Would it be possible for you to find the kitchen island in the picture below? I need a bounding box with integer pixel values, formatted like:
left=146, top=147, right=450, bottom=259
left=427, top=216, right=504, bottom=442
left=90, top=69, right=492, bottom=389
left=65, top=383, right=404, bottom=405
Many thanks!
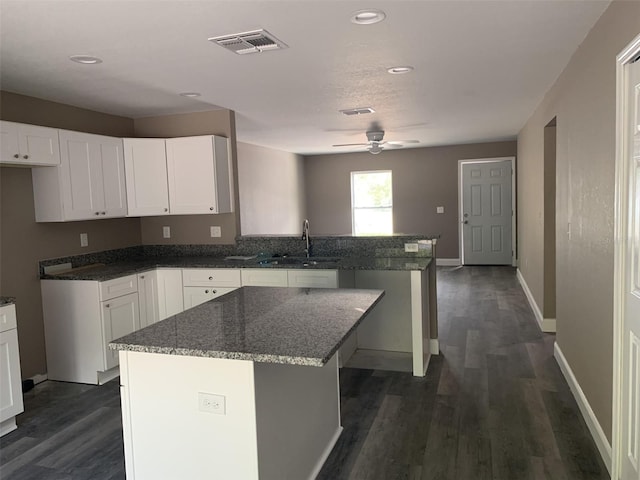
left=110, top=286, right=384, bottom=480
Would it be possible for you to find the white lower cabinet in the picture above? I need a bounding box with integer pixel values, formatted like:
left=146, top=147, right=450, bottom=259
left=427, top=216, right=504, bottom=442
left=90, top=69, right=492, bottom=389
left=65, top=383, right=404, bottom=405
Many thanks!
left=240, top=269, right=288, bottom=287
left=182, top=268, right=240, bottom=310
left=138, top=269, right=184, bottom=328
left=41, top=276, right=140, bottom=385
left=102, top=293, right=140, bottom=371
left=183, top=287, right=236, bottom=309
left=0, top=304, right=24, bottom=437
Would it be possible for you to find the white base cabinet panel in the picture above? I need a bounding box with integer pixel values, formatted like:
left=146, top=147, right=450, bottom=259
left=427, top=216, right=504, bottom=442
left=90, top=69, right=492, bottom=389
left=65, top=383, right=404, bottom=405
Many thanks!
left=0, top=304, right=23, bottom=437
left=41, top=278, right=139, bottom=384
left=138, top=269, right=184, bottom=328
left=240, top=269, right=288, bottom=287
left=119, top=351, right=340, bottom=480
left=287, top=269, right=338, bottom=288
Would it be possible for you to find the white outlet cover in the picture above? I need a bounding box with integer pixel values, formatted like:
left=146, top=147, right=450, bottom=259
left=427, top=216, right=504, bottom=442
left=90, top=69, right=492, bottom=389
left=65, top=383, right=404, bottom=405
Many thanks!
left=198, top=392, right=226, bottom=415
left=404, top=243, right=419, bottom=253
left=162, top=226, right=171, bottom=238
left=80, top=233, right=88, bottom=247
left=210, top=226, right=222, bottom=238
left=436, top=206, right=445, bottom=214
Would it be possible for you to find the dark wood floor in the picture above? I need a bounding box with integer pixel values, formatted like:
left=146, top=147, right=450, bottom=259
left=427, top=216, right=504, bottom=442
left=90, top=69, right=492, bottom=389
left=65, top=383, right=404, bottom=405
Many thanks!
left=0, top=267, right=609, bottom=479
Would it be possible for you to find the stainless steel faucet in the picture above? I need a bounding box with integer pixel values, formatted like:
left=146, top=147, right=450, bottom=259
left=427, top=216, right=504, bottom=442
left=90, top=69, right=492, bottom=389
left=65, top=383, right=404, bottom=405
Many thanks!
left=302, top=219, right=311, bottom=258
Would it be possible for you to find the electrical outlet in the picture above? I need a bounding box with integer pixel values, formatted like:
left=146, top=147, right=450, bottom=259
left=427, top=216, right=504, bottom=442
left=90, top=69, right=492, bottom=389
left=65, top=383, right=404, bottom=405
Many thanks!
left=80, top=233, right=88, bottom=247
left=163, top=226, right=171, bottom=239
left=404, top=243, right=419, bottom=253
left=198, top=392, right=226, bottom=415
left=436, top=206, right=445, bottom=214
left=210, top=226, right=222, bottom=238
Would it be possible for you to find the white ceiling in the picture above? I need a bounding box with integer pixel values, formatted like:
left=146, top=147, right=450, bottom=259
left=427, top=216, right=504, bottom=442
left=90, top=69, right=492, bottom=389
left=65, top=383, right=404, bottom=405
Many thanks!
left=0, top=0, right=610, bottom=155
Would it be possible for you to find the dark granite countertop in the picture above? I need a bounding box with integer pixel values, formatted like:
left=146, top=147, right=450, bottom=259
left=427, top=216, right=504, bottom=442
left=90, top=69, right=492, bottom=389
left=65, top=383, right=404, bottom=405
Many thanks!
left=0, top=297, right=16, bottom=307
left=41, top=255, right=432, bottom=281
left=109, top=286, right=385, bottom=367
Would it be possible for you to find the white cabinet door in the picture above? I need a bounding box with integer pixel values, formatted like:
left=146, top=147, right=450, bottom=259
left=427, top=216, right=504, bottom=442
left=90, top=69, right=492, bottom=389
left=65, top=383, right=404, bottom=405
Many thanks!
left=183, top=286, right=235, bottom=309
left=123, top=138, right=170, bottom=216
left=58, top=130, right=126, bottom=221
left=166, top=135, right=233, bottom=214
left=156, top=269, right=184, bottom=320
left=138, top=271, right=160, bottom=329
left=0, top=329, right=23, bottom=428
left=240, top=269, right=288, bottom=287
left=102, top=292, right=140, bottom=371
left=0, top=121, right=60, bottom=166
left=287, top=270, right=338, bottom=288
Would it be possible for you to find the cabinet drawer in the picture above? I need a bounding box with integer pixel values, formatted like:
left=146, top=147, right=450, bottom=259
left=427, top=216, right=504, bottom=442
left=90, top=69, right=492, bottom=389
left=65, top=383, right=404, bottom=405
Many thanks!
left=0, top=305, right=17, bottom=333
left=100, top=275, right=138, bottom=301
left=182, top=269, right=241, bottom=288
left=183, top=287, right=236, bottom=309
left=287, top=270, right=338, bottom=288
left=240, top=269, right=288, bottom=287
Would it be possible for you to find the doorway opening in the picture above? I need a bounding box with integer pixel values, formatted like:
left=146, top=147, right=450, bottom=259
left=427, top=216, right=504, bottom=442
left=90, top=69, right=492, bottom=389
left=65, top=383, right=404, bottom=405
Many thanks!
left=543, top=117, right=557, bottom=330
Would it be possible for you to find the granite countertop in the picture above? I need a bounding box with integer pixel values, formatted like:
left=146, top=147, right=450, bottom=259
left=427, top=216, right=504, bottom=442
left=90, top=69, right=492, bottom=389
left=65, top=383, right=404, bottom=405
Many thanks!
left=109, top=286, right=385, bottom=367
left=41, top=255, right=433, bottom=281
left=0, top=297, right=16, bottom=307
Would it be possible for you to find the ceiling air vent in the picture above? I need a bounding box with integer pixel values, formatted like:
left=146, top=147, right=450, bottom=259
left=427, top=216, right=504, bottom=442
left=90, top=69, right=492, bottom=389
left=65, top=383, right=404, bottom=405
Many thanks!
left=339, top=107, right=376, bottom=116
left=208, top=29, right=288, bottom=55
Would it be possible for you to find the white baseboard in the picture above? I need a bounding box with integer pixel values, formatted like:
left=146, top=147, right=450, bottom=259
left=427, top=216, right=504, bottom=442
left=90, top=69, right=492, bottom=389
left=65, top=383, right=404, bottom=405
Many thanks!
left=436, top=258, right=461, bottom=266
left=554, top=343, right=612, bottom=474
left=429, top=339, right=440, bottom=355
left=516, top=268, right=556, bottom=332
left=30, top=373, right=48, bottom=385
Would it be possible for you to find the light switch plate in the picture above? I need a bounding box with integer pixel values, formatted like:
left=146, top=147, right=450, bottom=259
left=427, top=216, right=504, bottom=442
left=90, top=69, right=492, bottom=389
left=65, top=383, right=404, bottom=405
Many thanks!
left=80, top=233, right=88, bottom=247
left=436, top=206, right=445, bottom=214
left=210, top=226, right=222, bottom=238
left=162, top=226, right=171, bottom=238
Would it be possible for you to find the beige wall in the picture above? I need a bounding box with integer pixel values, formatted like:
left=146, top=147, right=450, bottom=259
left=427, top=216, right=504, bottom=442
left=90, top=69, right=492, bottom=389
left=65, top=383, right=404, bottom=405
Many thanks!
left=304, top=141, right=517, bottom=259
left=517, top=0, right=640, bottom=441
left=134, top=110, right=240, bottom=244
left=237, top=142, right=306, bottom=235
left=0, top=92, right=140, bottom=378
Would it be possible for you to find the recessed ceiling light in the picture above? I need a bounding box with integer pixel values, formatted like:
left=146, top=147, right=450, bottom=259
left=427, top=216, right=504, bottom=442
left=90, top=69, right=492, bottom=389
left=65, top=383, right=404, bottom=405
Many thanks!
left=69, top=55, right=102, bottom=65
left=179, top=92, right=201, bottom=97
left=350, top=9, right=386, bottom=25
left=387, top=66, right=414, bottom=75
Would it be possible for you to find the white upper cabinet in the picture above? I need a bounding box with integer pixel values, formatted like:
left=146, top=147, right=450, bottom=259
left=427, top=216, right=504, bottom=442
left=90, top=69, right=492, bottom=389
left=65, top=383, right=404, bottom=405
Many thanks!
left=0, top=120, right=60, bottom=167
left=166, top=135, right=233, bottom=215
left=32, top=130, right=127, bottom=222
left=123, top=138, right=170, bottom=216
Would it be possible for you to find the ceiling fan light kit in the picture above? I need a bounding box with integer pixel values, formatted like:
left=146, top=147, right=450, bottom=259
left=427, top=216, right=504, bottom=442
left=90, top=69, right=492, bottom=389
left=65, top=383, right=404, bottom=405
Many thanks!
left=332, top=129, right=419, bottom=155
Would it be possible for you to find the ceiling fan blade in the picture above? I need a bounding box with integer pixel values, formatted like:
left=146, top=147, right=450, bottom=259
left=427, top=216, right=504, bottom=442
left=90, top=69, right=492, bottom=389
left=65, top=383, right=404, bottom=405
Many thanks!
left=386, top=140, right=420, bottom=146
left=332, top=142, right=369, bottom=147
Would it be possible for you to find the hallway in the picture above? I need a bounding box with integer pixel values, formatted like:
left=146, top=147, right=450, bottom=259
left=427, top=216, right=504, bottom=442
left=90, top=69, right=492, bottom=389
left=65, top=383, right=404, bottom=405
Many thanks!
left=0, top=267, right=609, bottom=479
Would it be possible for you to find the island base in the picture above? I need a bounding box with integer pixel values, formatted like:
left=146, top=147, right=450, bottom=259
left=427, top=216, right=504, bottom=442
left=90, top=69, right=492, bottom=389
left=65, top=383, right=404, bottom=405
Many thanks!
left=119, top=351, right=341, bottom=480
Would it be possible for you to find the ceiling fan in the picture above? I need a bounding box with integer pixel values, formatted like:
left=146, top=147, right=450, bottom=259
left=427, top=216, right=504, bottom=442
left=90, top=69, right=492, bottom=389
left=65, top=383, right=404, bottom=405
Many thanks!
left=332, top=130, right=419, bottom=154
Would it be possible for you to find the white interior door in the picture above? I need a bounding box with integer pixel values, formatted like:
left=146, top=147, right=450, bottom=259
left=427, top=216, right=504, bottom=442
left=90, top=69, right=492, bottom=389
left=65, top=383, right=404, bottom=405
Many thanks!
left=621, top=58, right=640, bottom=480
left=461, top=159, right=513, bottom=265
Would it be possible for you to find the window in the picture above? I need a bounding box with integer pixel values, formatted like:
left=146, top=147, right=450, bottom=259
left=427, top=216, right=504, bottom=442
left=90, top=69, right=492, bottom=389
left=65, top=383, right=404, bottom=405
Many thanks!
left=351, top=170, right=393, bottom=236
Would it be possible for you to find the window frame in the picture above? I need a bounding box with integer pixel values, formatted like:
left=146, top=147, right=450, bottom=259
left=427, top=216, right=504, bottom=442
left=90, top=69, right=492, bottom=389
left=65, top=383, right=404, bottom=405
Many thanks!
left=350, top=170, right=393, bottom=236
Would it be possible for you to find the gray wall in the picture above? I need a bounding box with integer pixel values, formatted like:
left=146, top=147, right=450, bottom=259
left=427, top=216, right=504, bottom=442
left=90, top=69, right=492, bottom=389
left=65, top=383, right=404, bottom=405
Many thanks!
left=517, top=0, right=640, bottom=441
left=0, top=91, right=140, bottom=378
left=237, top=142, right=306, bottom=235
left=304, top=141, right=517, bottom=259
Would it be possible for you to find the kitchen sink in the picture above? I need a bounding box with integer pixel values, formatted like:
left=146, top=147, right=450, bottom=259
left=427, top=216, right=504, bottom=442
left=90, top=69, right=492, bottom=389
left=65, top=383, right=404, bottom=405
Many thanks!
left=267, top=257, right=340, bottom=267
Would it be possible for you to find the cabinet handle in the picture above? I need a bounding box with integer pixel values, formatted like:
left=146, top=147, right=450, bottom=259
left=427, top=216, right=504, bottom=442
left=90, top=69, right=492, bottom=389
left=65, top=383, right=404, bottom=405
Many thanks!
left=13, top=154, right=19, bottom=159
left=212, top=289, right=217, bottom=294
left=164, top=208, right=168, bottom=212
left=208, top=276, right=213, bottom=280
left=23, top=155, right=29, bottom=160
left=140, top=275, right=144, bottom=279
left=205, top=290, right=209, bottom=294
left=95, top=212, right=100, bottom=216
left=101, top=211, right=106, bottom=215
left=209, top=207, right=214, bottom=211
left=105, top=304, right=110, bottom=308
